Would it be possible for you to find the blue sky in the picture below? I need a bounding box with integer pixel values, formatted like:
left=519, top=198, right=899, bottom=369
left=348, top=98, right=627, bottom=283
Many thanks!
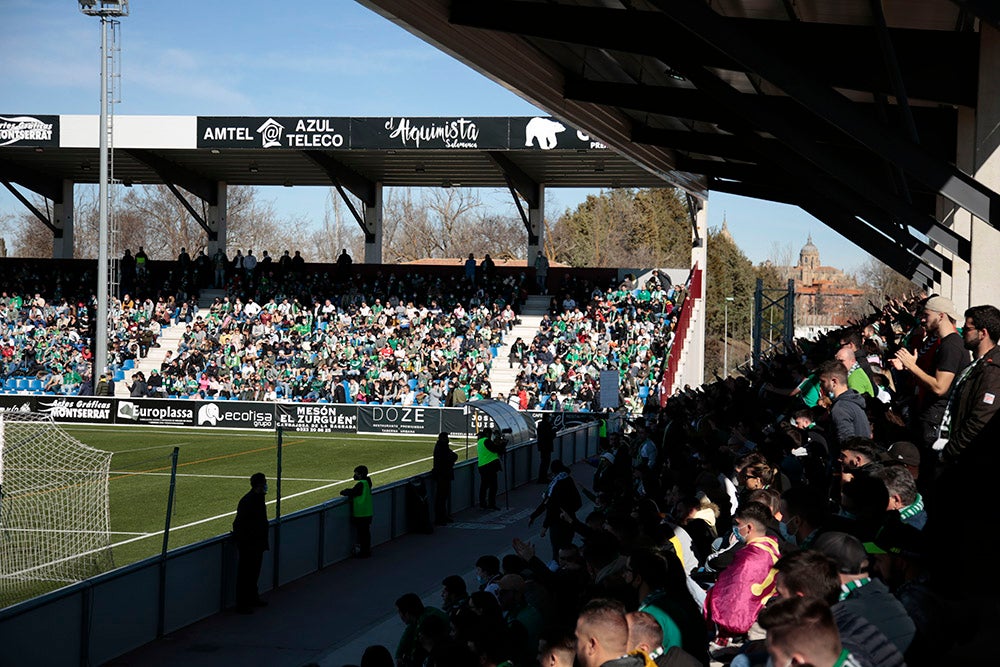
left=0, top=0, right=868, bottom=271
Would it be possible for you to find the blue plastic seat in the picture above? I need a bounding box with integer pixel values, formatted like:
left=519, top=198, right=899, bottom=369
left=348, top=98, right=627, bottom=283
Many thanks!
left=27, top=379, right=42, bottom=391
left=113, top=370, right=125, bottom=382
left=122, top=359, right=135, bottom=371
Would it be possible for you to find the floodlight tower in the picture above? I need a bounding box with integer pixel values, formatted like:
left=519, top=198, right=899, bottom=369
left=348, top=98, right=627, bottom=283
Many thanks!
left=78, top=1, right=128, bottom=379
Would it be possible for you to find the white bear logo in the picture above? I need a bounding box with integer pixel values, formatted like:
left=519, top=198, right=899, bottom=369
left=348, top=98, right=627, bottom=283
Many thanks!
left=525, top=117, right=566, bottom=150
left=198, top=403, right=221, bottom=426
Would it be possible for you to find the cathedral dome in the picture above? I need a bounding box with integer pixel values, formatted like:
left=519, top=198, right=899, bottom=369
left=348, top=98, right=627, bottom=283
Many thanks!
left=799, top=234, right=820, bottom=267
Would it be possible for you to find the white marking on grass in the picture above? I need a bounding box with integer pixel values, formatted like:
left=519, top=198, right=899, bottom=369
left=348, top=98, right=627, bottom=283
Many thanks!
left=106, top=453, right=442, bottom=549
left=110, top=472, right=343, bottom=483
left=115, top=443, right=192, bottom=454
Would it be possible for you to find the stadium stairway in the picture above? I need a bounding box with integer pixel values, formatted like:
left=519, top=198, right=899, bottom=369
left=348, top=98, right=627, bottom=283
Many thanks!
left=113, top=300, right=204, bottom=397
left=115, top=324, right=187, bottom=397
left=488, top=294, right=550, bottom=398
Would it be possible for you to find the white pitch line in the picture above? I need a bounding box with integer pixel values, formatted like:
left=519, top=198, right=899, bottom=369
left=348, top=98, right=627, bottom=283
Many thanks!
left=114, top=443, right=193, bottom=454
left=105, top=452, right=443, bottom=549
left=110, top=472, right=342, bottom=483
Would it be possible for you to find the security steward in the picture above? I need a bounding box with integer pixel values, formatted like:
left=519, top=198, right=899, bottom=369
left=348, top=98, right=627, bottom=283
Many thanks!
left=340, top=465, right=374, bottom=557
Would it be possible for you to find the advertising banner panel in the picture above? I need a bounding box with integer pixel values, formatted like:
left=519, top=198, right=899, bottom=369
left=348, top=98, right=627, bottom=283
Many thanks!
left=115, top=398, right=197, bottom=427
left=356, top=405, right=440, bottom=436
left=350, top=117, right=508, bottom=150
left=197, top=116, right=348, bottom=149
left=0, top=114, right=58, bottom=147
left=276, top=403, right=357, bottom=433
left=34, top=396, right=114, bottom=423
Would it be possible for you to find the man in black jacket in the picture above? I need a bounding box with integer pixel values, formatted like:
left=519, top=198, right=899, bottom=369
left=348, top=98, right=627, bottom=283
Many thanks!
left=529, top=460, right=581, bottom=560
left=232, top=472, right=269, bottom=613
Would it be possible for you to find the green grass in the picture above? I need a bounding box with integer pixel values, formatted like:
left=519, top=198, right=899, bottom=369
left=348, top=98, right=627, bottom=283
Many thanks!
left=57, top=424, right=475, bottom=569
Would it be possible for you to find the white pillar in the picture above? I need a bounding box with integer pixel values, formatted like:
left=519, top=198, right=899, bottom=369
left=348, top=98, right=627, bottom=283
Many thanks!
left=207, top=182, right=227, bottom=256
left=52, top=179, right=74, bottom=259
left=687, top=200, right=708, bottom=388
left=947, top=25, right=1000, bottom=313
left=363, top=182, right=383, bottom=264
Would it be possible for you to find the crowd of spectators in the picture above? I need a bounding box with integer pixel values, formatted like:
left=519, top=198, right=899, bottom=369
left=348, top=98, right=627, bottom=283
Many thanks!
left=153, top=262, right=528, bottom=402
left=505, top=270, right=683, bottom=413
left=4, top=252, right=683, bottom=411
left=349, top=292, right=997, bottom=667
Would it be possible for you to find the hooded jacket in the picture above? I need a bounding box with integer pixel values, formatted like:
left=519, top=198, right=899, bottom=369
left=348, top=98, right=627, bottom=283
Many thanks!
left=830, top=389, right=871, bottom=445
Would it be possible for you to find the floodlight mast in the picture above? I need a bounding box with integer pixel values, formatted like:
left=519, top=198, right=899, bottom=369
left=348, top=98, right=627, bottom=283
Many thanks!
left=78, top=1, right=128, bottom=379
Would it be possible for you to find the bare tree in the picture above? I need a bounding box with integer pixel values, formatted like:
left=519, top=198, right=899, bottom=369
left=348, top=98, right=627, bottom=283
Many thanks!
left=856, top=257, right=917, bottom=307
left=4, top=184, right=308, bottom=261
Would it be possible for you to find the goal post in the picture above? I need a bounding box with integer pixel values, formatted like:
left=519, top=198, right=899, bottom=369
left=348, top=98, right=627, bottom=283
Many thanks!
left=0, top=412, right=114, bottom=607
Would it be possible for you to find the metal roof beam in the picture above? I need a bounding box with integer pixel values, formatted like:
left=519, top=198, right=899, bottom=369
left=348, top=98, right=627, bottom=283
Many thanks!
left=0, top=158, right=63, bottom=202
left=302, top=150, right=377, bottom=206
left=950, top=0, right=1000, bottom=30
left=708, top=177, right=935, bottom=283
left=666, top=60, right=968, bottom=260
left=450, top=2, right=978, bottom=105
left=122, top=149, right=218, bottom=205
left=564, top=80, right=958, bottom=162
left=684, top=156, right=950, bottom=273
left=650, top=0, right=1000, bottom=231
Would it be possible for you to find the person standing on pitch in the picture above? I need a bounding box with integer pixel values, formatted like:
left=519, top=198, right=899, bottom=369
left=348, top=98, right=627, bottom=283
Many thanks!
left=477, top=427, right=504, bottom=510
left=341, top=465, right=374, bottom=557
left=232, top=472, right=269, bottom=613
left=432, top=432, right=458, bottom=525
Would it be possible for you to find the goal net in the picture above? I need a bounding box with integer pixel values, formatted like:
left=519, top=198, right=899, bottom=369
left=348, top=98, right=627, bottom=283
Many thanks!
left=0, top=412, right=113, bottom=607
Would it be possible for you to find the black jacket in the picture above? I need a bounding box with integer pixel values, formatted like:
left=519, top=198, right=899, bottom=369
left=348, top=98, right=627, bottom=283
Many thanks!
left=232, top=489, right=268, bottom=552
left=432, top=439, right=458, bottom=480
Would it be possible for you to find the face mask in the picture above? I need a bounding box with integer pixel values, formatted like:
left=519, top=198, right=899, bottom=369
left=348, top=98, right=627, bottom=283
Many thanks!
left=263, top=483, right=269, bottom=494
left=778, top=520, right=797, bottom=546
left=732, top=525, right=746, bottom=543
left=476, top=574, right=487, bottom=586
left=827, top=390, right=836, bottom=399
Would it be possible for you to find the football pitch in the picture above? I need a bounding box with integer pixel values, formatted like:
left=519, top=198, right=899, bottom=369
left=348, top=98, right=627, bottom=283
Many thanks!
left=59, top=424, right=472, bottom=569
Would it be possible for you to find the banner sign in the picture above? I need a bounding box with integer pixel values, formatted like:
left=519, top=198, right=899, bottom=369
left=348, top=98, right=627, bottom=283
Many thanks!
left=115, top=398, right=197, bottom=427
left=194, top=116, right=608, bottom=151
left=0, top=114, right=58, bottom=147
left=0, top=396, right=37, bottom=414
left=357, top=405, right=440, bottom=435
left=351, top=117, right=508, bottom=150
left=441, top=408, right=473, bottom=436
left=276, top=403, right=357, bottom=433
left=35, top=396, right=114, bottom=423
left=197, top=116, right=349, bottom=150
left=526, top=410, right=601, bottom=432
left=190, top=400, right=275, bottom=429
left=510, top=117, right=607, bottom=151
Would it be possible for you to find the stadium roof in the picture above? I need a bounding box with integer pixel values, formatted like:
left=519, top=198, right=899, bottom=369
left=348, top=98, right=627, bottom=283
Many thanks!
left=355, top=0, right=1000, bottom=284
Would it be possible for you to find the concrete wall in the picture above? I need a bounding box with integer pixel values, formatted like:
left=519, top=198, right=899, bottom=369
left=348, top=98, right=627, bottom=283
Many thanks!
left=0, top=424, right=599, bottom=667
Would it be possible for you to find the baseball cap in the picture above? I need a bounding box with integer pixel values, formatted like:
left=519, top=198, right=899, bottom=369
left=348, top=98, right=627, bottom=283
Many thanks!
left=887, top=441, right=920, bottom=467
left=814, top=531, right=869, bottom=574
left=923, top=295, right=957, bottom=321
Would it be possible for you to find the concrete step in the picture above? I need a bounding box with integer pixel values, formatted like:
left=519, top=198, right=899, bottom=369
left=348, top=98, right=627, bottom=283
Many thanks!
left=113, top=321, right=189, bottom=397
left=489, top=315, right=545, bottom=398
left=198, top=288, right=227, bottom=310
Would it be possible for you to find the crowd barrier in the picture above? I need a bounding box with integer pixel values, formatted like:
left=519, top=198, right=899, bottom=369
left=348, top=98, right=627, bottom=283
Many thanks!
left=0, top=412, right=600, bottom=666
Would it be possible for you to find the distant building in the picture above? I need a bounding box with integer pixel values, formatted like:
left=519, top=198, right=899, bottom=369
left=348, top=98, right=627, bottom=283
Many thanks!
left=781, top=236, right=864, bottom=339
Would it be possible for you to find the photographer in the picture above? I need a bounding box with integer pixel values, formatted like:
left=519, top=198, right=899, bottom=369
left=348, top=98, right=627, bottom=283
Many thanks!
left=477, top=427, right=505, bottom=510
